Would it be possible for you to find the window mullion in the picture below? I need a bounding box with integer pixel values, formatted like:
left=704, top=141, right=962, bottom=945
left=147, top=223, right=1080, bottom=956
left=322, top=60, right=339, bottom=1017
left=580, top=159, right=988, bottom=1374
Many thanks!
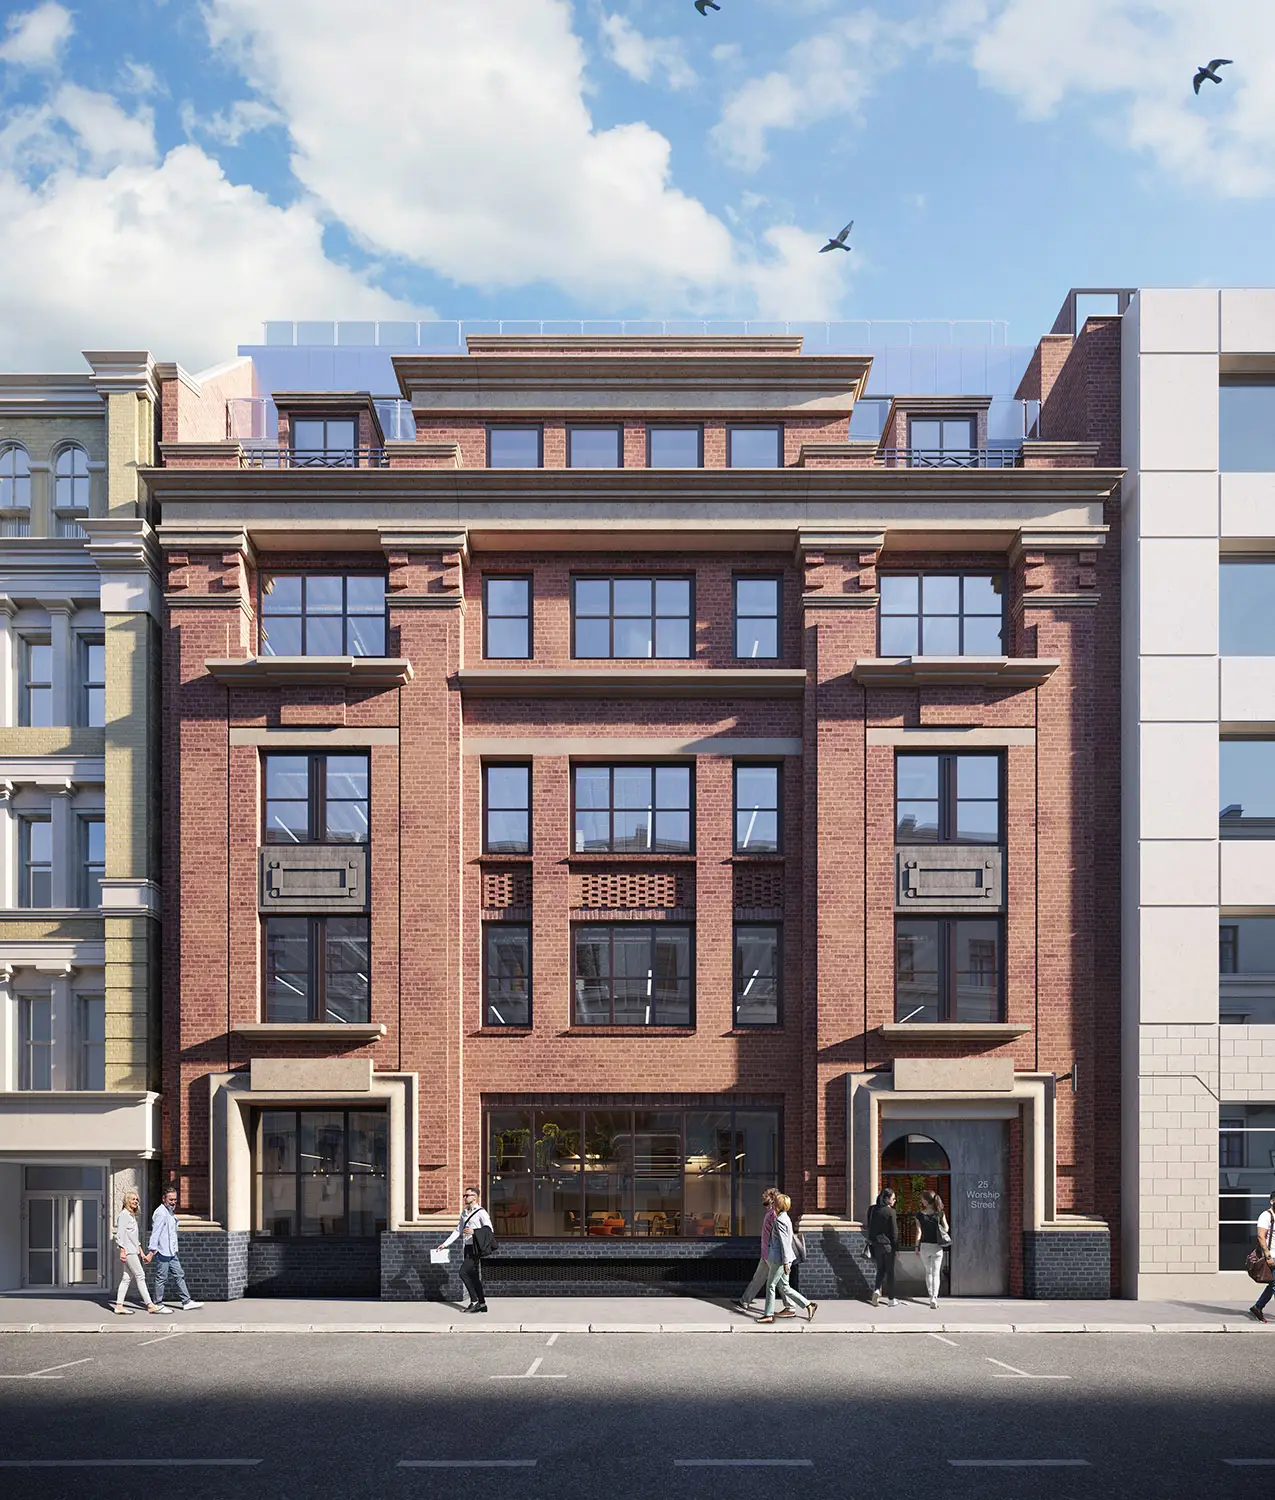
left=941, top=919, right=954, bottom=1022
left=312, top=755, right=324, bottom=841
left=311, top=917, right=323, bottom=1023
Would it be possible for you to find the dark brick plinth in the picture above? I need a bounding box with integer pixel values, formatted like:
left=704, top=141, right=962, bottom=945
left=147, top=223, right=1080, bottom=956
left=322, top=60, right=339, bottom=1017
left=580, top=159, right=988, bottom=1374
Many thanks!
left=246, top=1238, right=380, bottom=1298
left=1022, top=1228, right=1110, bottom=1299
left=177, top=1229, right=249, bottom=1301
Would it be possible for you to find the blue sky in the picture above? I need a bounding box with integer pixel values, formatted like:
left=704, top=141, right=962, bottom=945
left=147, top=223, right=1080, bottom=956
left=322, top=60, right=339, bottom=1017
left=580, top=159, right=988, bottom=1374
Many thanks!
left=1, top=0, right=1274, bottom=368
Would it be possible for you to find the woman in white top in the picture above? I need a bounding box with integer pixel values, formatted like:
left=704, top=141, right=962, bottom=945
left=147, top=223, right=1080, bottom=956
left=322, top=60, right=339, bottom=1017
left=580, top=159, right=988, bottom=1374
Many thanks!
left=913, top=1189, right=950, bottom=1310
left=113, top=1191, right=162, bottom=1315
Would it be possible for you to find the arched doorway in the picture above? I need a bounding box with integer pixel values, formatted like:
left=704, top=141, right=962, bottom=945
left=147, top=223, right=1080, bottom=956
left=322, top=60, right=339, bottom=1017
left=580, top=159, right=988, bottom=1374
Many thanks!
left=882, top=1133, right=952, bottom=1296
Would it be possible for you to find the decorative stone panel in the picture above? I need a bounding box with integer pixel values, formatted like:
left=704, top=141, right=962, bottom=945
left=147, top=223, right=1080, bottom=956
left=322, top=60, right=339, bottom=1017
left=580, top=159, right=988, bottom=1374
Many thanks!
left=258, top=844, right=368, bottom=914
left=571, top=868, right=694, bottom=911
left=895, top=846, right=1004, bottom=912
left=482, top=866, right=533, bottom=911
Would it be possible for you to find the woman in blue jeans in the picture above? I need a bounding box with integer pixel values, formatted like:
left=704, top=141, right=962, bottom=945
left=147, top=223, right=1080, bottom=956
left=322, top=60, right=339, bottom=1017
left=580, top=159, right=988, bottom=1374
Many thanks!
left=756, top=1193, right=818, bottom=1325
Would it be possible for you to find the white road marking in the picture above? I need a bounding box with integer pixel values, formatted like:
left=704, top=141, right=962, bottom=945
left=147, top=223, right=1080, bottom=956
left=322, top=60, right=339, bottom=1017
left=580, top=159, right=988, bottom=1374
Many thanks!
left=489, top=1356, right=567, bottom=1381
left=949, top=1460, right=1089, bottom=1468
left=0, top=1357, right=94, bottom=1381
left=1225, top=1460, right=1275, bottom=1467
left=927, top=1333, right=959, bottom=1347
left=986, top=1357, right=1070, bottom=1380
left=137, top=1332, right=184, bottom=1349
left=545, top=1332, right=559, bottom=1346
left=398, top=1460, right=537, bottom=1469
left=675, top=1460, right=814, bottom=1468
left=0, top=1460, right=262, bottom=1468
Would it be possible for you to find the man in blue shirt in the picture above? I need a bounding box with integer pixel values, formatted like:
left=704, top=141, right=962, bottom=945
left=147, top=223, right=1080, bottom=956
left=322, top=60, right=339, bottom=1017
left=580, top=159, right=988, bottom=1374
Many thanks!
left=149, top=1188, right=203, bottom=1310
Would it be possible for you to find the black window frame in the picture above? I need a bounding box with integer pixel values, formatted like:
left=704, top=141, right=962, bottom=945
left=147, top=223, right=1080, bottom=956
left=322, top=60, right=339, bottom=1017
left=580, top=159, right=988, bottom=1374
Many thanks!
left=252, top=1106, right=388, bottom=1238
left=482, top=574, right=533, bottom=660
left=906, top=413, right=978, bottom=464
left=483, top=922, right=531, bottom=1027
left=566, top=425, right=624, bottom=469
left=878, top=571, right=1006, bottom=657
left=726, top=425, right=783, bottom=469
left=486, top=424, right=544, bottom=469
left=259, top=572, right=388, bottom=659
left=733, top=762, right=781, bottom=854
left=289, top=416, right=359, bottom=466
left=733, top=574, right=782, bottom=661
left=895, top=751, right=1002, bottom=845
left=262, top=751, right=370, bottom=845
left=894, top=916, right=1004, bottom=1023
left=571, top=922, right=695, bottom=1027
left=570, top=574, right=695, bottom=660
left=483, top=762, right=532, bottom=854
left=734, top=922, right=781, bottom=1027
left=646, top=425, right=704, bottom=469
left=262, top=914, right=371, bottom=1024
left=572, top=762, right=694, bottom=854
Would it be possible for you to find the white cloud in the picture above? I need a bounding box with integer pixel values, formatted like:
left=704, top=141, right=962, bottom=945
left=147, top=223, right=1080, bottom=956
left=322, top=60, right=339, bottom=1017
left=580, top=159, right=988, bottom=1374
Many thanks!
left=598, top=12, right=696, bottom=90
left=181, top=97, right=285, bottom=146
left=119, top=60, right=164, bottom=96
left=0, top=2, right=72, bottom=70
left=52, top=85, right=156, bottom=169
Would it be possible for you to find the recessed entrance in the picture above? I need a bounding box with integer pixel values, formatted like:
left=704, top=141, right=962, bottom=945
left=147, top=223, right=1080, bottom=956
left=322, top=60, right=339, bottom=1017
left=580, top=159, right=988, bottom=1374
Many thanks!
left=21, top=1166, right=104, bottom=1289
left=882, top=1133, right=952, bottom=1298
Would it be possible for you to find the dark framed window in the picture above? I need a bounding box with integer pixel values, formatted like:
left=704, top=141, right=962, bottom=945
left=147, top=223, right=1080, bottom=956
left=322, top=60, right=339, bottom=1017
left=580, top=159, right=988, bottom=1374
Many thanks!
left=260, top=574, right=386, bottom=658
left=574, top=764, right=692, bottom=852
left=727, top=427, right=782, bottom=468
left=291, top=417, right=357, bottom=465
left=81, top=637, right=105, bottom=727
left=18, top=996, right=52, bottom=1090
left=895, top=917, right=1002, bottom=1023
left=263, top=916, right=370, bottom=1023
left=1220, top=1104, right=1275, bottom=1269
left=1220, top=380, right=1275, bottom=473
left=485, top=1104, right=779, bottom=1239
left=735, top=924, right=780, bottom=1026
left=879, top=573, right=1005, bottom=656
left=19, top=816, right=52, bottom=907
left=647, top=426, right=702, bottom=468
left=20, top=638, right=52, bottom=727
left=567, top=427, right=622, bottom=468
left=1220, top=917, right=1275, bottom=1025
left=76, top=993, right=105, bottom=1090
left=1221, top=739, right=1275, bottom=835
left=484, top=924, right=530, bottom=1026
left=907, top=415, right=977, bottom=465
left=734, top=576, right=780, bottom=659
left=263, top=753, right=369, bottom=844
left=1220, top=924, right=1239, bottom=974
left=254, top=1108, right=387, bottom=1237
left=895, top=753, right=1000, bottom=843
left=487, top=426, right=543, bottom=468
left=483, top=576, right=532, bottom=659
left=484, top=764, right=530, bottom=853
left=573, top=924, right=693, bottom=1026
left=79, top=816, right=104, bottom=908
left=1220, top=1116, right=1245, bottom=1168
left=734, top=764, right=780, bottom=853
left=572, top=576, right=692, bottom=659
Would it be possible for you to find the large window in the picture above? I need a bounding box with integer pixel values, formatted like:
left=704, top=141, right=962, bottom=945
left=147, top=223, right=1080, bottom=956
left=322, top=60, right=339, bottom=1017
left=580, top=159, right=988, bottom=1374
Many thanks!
left=20, top=639, right=52, bottom=727
left=1220, top=380, right=1275, bottom=473
left=895, top=918, right=1003, bottom=1023
left=1220, top=1104, right=1275, bottom=1270
left=255, top=1109, right=387, bottom=1237
left=1220, top=917, right=1275, bottom=1025
left=484, top=924, right=530, bottom=1026
left=906, top=415, right=977, bottom=466
left=484, top=764, right=530, bottom=853
left=263, top=916, right=370, bottom=1024
left=734, top=576, right=780, bottom=660
left=18, top=996, right=52, bottom=1090
left=1221, top=740, right=1275, bottom=835
left=727, top=427, right=781, bottom=468
left=573, top=576, right=692, bottom=659
left=574, top=764, right=692, bottom=853
left=734, top=924, right=780, bottom=1026
left=0, top=444, right=31, bottom=533
left=54, top=444, right=91, bottom=507
left=79, top=816, right=104, bottom=908
left=879, top=574, right=1004, bottom=656
left=487, top=426, right=542, bottom=468
left=896, top=753, right=1001, bottom=844
left=647, top=427, right=702, bottom=468
left=573, top=924, right=693, bottom=1026
left=263, top=753, right=369, bottom=844
left=76, top=993, right=105, bottom=1090
left=483, top=576, right=532, bottom=659
left=567, top=427, right=622, bottom=468
left=1221, top=562, right=1275, bottom=656
left=81, top=637, right=105, bottom=727
left=486, top=1105, right=779, bottom=1238
left=734, top=764, right=780, bottom=853
left=19, top=816, right=52, bottom=907
left=260, top=574, right=386, bottom=658
left=290, top=417, right=357, bottom=466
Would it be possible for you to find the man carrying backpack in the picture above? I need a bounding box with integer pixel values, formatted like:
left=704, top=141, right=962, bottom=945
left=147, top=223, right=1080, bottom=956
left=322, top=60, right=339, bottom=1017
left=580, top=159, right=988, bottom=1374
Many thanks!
left=1249, top=1190, right=1275, bottom=1323
left=438, top=1185, right=495, bottom=1314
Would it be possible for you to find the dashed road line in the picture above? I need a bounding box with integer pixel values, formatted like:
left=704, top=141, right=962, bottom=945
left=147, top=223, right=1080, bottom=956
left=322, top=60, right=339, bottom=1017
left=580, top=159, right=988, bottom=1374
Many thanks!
left=949, top=1459, right=1089, bottom=1469
left=398, top=1460, right=537, bottom=1469
left=986, top=1357, right=1070, bottom=1380
left=0, top=1357, right=94, bottom=1381
left=0, top=1459, right=262, bottom=1468
left=927, top=1333, right=960, bottom=1347
left=675, top=1459, right=814, bottom=1468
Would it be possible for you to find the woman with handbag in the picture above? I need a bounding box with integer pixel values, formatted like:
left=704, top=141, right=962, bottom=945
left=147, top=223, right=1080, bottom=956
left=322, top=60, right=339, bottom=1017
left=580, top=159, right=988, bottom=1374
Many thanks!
left=866, top=1187, right=899, bottom=1307
left=756, top=1192, right=818, bottom=1325
left=914, top=1189, right=950, bottom=1310
left=1248, top=1190, right=1275, bottom=1322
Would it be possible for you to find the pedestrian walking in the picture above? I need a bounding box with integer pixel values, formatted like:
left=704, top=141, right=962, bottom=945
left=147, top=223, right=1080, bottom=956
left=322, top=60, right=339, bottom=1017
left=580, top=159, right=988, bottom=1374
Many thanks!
left=756, top=1192, right=818, bottom=1325
left=914, top=1188, right=949, bottom=1310
left=112, top=1190, right=163, bottom=1315
left=1249, top=1190, right=1275, bottom=1322
left=148, top=1187, right=203, bottom=1310
left=438, top=1185, right=494, bottom=1314
left=866, top=1186, right=899, bottom=1307
left=733, top=1187, right=778, bottom=1314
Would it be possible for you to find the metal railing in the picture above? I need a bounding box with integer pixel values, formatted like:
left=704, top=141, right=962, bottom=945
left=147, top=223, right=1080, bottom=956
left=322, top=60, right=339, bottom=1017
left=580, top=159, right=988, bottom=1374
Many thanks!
left=0, top=517, right=31, bottom=538
left=226, top=396, right=414, bottom=443
left=876, top=447, right=1022, bottom=469
left=240, top=447, right=388, bottom=469
left=55, top=517, right=89, bottom=539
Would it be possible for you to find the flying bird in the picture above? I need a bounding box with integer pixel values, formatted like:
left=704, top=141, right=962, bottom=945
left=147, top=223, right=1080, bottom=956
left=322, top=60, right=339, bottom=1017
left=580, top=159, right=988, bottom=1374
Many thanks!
left=1193, top=58, right=1232, bottom=94
left=694, top=1, right=720, bottom=13
left=819, top=221, right=853, bottom=254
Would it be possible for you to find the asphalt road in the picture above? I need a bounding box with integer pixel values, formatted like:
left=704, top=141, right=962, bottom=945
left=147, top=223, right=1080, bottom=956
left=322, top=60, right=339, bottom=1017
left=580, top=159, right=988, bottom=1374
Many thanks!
left=0, top=1329, right=1263, bottom=1499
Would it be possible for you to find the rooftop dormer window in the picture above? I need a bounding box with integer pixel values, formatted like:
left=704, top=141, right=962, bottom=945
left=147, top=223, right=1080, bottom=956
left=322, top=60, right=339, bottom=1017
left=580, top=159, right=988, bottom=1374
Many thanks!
left=906, top=415, right=977, bottom=468
left=291, top=417, right=357, bottom=467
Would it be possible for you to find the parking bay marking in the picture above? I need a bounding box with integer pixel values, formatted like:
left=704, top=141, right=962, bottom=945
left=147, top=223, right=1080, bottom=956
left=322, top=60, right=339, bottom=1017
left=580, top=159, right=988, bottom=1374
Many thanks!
left=490, top=1357, right=567, bottom=1381
left=0, top=1358, right=95, bottom=1381
left=1225, top=1460, right=1275, bottom=1467
left=676, top=1460, right=814, bottom=1468
left=950, top=1460, right=1089, bottom=1469
left=399, top=1461, right=537, bottom=1469
left=0, top=1460, right=262, bottom=1469
left=986, top=1357, right=1071, bottom=1380
left=927, top=1334, right=960, bottom=1347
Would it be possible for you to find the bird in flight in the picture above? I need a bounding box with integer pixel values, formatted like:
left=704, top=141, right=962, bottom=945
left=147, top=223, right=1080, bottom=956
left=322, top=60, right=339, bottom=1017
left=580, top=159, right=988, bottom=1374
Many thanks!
left=819, top=221, right=853, bottom=254
left=1193, top=58, right=1232, bottom=93
left=694, top=0, right=720, bottom=13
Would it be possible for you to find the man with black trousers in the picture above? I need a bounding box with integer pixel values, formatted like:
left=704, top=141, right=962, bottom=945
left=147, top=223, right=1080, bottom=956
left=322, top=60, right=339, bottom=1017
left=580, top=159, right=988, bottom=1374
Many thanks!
left=438, top=1186, right=494, bottom=1313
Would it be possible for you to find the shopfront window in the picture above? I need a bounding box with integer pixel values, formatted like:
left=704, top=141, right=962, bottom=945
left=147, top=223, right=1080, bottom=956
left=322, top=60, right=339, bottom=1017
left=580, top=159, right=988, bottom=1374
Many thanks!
left=485, top=1105, right=779, bottom=1239
left=1219, top=1104, right=1275, bottom=1269
left=254, top=1109, right=387, bottom=1237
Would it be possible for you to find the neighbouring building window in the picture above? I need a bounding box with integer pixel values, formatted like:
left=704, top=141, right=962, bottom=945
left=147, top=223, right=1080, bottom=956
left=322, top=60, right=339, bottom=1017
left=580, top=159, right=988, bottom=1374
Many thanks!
left=79, top=816, right=104, bottom=908
left=254, top=1108, right=387, bottom=1236
left=487, top=426, right=542, bottom=468
left=895, top=918, right=1003, bottom=1023
left=483, top=576, right=532, bottom=659
left=573, top=923, right=693, bottom=1026
left=1220, top=740, right=1275, bottom=836
left=574, top=764, right=692, bottom=853
left=896, top=753, right=1001, bottom=844
left=906, top=415, right=977, bottom=466
left=1220, top=380, right=1275, bottom=473
left=1220, top=917, right=1275, bottom=1025
left=19, top=816, right=53, bottom=907
left=485, top=1105, right=779, bottom=1238
left=0, top=444, right=31, bottom=535
left=76, top=993, right=105, bottom=1090
left=263, top=753, right=369, bottom=844
left=260, top=574, right=386, bottom=658
left=879, top=573, right=1005, bottom=656
left=647, top=427, right=702, bottom=468
left=734, top=764, right=780, bottom=853
left=727, top=427, right=782, bottom=468
left=81, top=637, right=105, bottom=727
left=484, top=924, right=531, bottom=1026
left=20, top=639, right=53, bottom=727
left=572, top=576, right=692, bottom=659
left=1219, top=1104, right=1275, bottom=1269
left=734, top=576, right=780, bottom=659
left=567, top=427, right=622, bottom=468
left=484, top=764, right=531, bottom=853
left=263, top=916, right=370, bottom=1024
left=734, top=924, right=780, bottom=1026
left=290, top=417, right=357, bottom=466
left=54, top=444, right=91, bottom=507
left=1221, top=562, right=1275, bottom=655
left=18, top=996, right=53, bottom=1090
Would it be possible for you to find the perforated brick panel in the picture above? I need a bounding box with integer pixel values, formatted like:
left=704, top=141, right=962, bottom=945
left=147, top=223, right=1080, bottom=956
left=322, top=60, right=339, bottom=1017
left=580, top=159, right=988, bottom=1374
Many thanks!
left=482, top=866, right=533, bottom=910
left=733, top=865, right=784, bottom=912
left=572, top=869, right=694, bottom=910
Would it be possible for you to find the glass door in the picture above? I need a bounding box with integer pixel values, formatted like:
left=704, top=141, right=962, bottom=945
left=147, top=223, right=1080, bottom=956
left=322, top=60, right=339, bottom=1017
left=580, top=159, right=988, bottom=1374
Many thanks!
left=66, top=1197, right=101, bottom=1285
left=25, top=1197, right=57, bottom=1287
left=22, top=1166, right=105, bottom=1289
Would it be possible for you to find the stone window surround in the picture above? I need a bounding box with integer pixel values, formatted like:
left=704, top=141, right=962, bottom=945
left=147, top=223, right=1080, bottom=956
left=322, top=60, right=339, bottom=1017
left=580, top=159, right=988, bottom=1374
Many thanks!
left=0, top=445, right=105, bottom=536
left=0, top=959, right=107, bottom=1092
left=0, top=780, right=105, bottom=910
left=1, top=601, right=107, bottom=729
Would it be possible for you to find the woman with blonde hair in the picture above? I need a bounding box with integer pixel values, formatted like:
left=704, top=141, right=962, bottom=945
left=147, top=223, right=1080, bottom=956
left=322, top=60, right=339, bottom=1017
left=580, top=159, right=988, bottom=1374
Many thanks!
left=756, top=1192, right=818, bottom=1325
left=113, top=1190, right=163, bottom=1315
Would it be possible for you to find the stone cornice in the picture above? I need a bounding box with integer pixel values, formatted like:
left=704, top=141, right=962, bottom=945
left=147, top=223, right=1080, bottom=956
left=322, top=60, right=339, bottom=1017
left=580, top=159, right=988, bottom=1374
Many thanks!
left=1010, top=525, right=1109, bottom=560
left=0, top=373, right=101, bottom=416
left=81, top=517, right=161, bottom=578
left=851, top=656, right=1060, bottom=689
left=82, top=351, right=159, bottom=405
left=379, top=527, right=469, bottom=563
left=204, top=655, right=413, bottom=688
left=157, top=524, right=256, bottom=566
